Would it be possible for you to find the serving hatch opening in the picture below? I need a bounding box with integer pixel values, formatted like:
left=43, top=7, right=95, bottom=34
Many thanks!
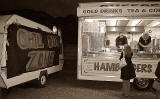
left=81, top=18, right=160, bottom=58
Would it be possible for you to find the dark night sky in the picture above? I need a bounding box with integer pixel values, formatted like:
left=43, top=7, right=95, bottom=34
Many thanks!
left=0, top=0, right=155, bottom=17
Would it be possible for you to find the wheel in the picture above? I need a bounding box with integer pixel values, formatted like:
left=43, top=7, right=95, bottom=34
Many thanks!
left=133, top=78, right=152, bottom=90
left=37, top=74, right=47, bottom=87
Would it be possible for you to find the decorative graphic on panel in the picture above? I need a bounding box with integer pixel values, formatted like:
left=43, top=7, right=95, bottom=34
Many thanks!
left=6, top=24, right=60, bottom=78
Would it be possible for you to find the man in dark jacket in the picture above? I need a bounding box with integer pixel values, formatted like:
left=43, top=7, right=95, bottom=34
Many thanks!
left=155, top=62, right=160, bottom=78
left=154, top=62, right=160, bottom=99
left=138, top=32, right=151, bottom=51
left=116, top=32, right=128, bottom=48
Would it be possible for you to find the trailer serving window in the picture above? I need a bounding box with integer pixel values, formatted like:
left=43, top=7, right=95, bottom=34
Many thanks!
left=81, top=18, right=160, bottom=57
left=77, top=2, right=160, bottom=90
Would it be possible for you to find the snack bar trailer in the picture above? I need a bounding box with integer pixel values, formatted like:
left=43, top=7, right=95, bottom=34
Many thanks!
left=77, top=2, right=160, bottom=90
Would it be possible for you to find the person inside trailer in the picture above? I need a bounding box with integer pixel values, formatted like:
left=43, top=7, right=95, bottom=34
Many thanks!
left=116, top=32, right=128, bottom=49
left=138, top=32, right=151, bottom=51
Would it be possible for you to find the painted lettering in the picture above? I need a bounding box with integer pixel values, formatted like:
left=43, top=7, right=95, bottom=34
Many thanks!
left=17, top=29, right=44, bottom=49
left=83, top=9, right=98, bottom=14
left=134, top=64, right=152, bottom=73
left=137, top=64, right=141, bottom=72
left=148, top=64, right=152, bottom=73
left=141, top=64, right=147, bottom=73
left=94, top=62, right=100, bottom=70
left=100, top=63, right=106, bottom=71
left=94, top=62, right=120, bottom=71
left=149, top=8, right=160, bottom=12
left=100, top=9, right=122, bottom=14
left=92, top=61, right=153, bottom=73
left=47, top=35, right=59, bottom=48
left=127, top=9, right=139, bottom=13
left=142, top=9, right=146, bottom=12
left=26, top=51, right=55, bottom=71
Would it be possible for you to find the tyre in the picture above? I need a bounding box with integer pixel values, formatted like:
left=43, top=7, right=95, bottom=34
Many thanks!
left=133, top=78, right=152, bottom=90
left=37, top=74, right=47, bottom=88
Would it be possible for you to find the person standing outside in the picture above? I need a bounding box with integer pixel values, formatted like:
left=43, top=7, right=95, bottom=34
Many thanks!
left=153, top=61, right=160, bottom=99
left=119, top=44, right=136, bottom=97
left=138, top=32, right=151, bottom=51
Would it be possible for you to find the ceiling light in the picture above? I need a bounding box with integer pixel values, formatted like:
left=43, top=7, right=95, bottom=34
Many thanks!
left=112, top=27, right=116, bottom=31
left=147, top=21, right=160, bottom=27
left=52, top=26, right=57, bottom=33
left=152, top=22, right=160, bottom=26
left=110, top=19, right=117, bottom=26
left=85, top=19, right=94, bottom=22
left=128, top=20, right=141, bottom=26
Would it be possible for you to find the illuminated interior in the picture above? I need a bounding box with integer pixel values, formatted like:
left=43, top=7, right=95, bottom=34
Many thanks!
left=81, top=18, right=160, bottom=58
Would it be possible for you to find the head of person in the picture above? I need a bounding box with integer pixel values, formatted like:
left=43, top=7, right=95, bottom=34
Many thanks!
left=124, top=44, right=132, bottom=57
left=142, top=32, right=149, bottom=40
left=119, top=32, right=125, bottom=38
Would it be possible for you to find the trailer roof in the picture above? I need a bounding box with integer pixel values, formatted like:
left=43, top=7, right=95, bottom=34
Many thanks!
left=0, top=14, right=52, bottom=33
left=78, top=2, right=160, bottom=8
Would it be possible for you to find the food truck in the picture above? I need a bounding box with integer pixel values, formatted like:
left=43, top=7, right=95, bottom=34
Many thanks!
left=0, top=14, right=64, bottom=89
left=77, top=2, right=160, bottom=90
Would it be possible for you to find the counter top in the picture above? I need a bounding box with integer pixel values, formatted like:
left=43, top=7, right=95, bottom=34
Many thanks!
left=84, top=51, right=160, bottom=60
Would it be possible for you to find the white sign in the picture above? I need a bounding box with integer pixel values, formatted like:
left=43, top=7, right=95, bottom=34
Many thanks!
left=77, top=7, right=160, bottom=17
left=82, top=58, right=158, bottom=78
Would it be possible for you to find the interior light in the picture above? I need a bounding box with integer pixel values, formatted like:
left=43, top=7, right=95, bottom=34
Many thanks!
left=85, top=19, right=94, bottom=22
left=110, top=20, right=117, bottom=26
left=100, top=22, right=106, bottom=33
left=100, top=26, right=105, bottom=33
left=146, top=21, right=160, bottom=27
left=52, top=26, right=57, bottom=33
left=131, top=27, right=136, bottom=31
left=104, top=75, right=115, bottom=77
left=128, top=20, right=141, bottom=26
left=105, top=48, right=110, bottom=52
left=152, top=22, right=160, bottom=26
left=112, top=27, right=116, bottom=31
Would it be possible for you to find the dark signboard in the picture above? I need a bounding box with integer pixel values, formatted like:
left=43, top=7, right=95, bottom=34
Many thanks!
left=6, top=24, right=60, bottom=78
